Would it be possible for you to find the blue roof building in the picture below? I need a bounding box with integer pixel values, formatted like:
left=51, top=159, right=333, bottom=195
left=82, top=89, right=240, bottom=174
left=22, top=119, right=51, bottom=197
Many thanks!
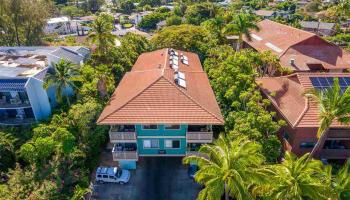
left=0, top=46, right=90, bottom=125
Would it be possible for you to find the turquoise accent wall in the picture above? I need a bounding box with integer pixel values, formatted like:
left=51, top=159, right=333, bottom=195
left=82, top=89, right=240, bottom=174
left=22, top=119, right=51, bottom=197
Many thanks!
left=135, top=124, right=187, bottom=136
left=137, top=138, right=186, bottom=155
left=119, top=161, right=136, bottom=170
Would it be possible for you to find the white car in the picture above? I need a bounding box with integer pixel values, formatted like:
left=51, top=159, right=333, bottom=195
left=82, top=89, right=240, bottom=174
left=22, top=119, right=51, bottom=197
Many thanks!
left=96, top=167, right=130, bottom=184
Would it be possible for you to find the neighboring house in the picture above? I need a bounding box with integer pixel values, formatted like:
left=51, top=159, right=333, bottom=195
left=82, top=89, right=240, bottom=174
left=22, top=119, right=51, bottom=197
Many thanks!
left=254, top=10, right=276, bottom=19
left=97, top=48, right=224, bottom=169
left=0, top=46, right=90, bottom=125
left=243, top=20, right=350, bottom=72
left=256, top=73, right=350, bottom=160
left=112, top=29, right=152, bottom=39
left=130, top=11, right=152, bottom=25
left=45, top=17, right=74, bottom=35
left=299, top=21, right=336, bottom=36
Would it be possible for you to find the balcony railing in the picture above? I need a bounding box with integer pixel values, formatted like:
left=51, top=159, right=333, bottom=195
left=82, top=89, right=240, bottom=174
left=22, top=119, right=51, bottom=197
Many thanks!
left=186, top=132, right=213, bottom=143
left=327, top=129, right=350, bottom=140
left=186, top=151, right=208, bottom=158
left=112, top=151, right=138, bottom=161
left=0, top=97, right=31, bottom=109
left=0, top=117, right=36, bottom=125
left=109, top=127, right=136, bottom=143
left=112, top=143, right=138, bottom=161
left=319, top=149, right=350, bottom=159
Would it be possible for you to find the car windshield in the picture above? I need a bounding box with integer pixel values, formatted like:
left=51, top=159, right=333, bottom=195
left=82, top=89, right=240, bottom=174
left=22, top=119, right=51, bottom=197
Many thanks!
left=115, top=169, right=122, bottom=178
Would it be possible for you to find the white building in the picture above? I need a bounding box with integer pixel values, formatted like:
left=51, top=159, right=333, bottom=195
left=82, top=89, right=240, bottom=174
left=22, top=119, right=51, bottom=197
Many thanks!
left=45, top=17, right=74, bottom=35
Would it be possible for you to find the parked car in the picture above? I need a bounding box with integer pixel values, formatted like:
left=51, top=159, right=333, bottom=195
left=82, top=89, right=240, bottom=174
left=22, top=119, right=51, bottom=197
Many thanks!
left=188, top=164, right=199, bottom=179
left=96, top=167, right=130, bottom=184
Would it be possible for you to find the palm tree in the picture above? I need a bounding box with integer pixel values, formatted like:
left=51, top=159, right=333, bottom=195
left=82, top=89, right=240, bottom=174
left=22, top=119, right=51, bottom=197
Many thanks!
left=223, top=13, right=260, bottom=51
left=183, top=135, right=266, bottom=200
left=304, top=78, right=350, bottom=158
left=261, top=152, right=329, bottom=200
left=88, top=13, right=116, bottom=54
left=44, top=60, right=80, bottom=106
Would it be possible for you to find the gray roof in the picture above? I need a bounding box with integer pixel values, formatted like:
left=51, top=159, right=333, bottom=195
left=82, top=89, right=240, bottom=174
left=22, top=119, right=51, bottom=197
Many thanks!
left=300, top=21, right=335, bottom=30
left=0, top=46, right=90, bottom=79
left=49, top=47, right=85, bottom=64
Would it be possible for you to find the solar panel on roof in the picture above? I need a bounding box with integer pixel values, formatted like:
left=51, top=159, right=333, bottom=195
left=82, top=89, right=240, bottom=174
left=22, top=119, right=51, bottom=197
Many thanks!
left=310, top=77, right=350, bottom=93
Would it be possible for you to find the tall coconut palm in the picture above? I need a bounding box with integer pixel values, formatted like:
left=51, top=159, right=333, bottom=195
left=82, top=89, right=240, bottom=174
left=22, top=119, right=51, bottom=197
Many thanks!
left=88, top=13, right=116, bottom=54
left=223, top=13, right=260, bottom=51
left=304, top=78, right=350, bottom=158
left=183, top=135, right=266, bottom=200
left=44, top=60, right=80, bottom=106
left=262, top=152, right=329, bottom=200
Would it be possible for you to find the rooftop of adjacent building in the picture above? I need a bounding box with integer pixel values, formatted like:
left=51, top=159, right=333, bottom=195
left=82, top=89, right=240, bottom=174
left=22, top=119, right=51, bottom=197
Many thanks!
left=97, top=48, right=224, bottom=125
left=47, top=16, right=70, bottom=24
left=0, top=46, right=89, bottom=78
left=300, top=21, right=336, bottom=30
left=256, top=72, right=350, bottom=128
left=244, top=19, right=350, bottom=72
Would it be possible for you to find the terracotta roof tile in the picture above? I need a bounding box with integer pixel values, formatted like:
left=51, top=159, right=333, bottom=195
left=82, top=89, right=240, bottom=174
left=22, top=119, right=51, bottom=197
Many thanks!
left=257, top=72, right=350, bottom=128
left=245, top=20, right=350, bottom=71
left=97, top=48, right=224, bottom=125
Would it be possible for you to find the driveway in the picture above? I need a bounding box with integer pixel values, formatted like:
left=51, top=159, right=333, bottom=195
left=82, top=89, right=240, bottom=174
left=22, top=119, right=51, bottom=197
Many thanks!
left=92, top=157, right=201, bottom=200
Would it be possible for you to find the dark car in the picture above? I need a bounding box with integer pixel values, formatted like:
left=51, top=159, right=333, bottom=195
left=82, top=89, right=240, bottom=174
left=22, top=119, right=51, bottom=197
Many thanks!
left=188, top=164, right=199, bottom=179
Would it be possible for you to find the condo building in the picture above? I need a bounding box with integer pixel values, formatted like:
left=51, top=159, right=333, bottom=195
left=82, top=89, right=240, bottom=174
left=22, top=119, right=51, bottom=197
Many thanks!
left=97, top=48, right=224, bottom=169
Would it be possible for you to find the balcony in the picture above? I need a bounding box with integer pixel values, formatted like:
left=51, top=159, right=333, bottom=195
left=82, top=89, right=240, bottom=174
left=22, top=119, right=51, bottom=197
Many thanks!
left=112, top=143, right=138, bottom=161
left=0, top=96, right=31, bottom=109
left=0, top=117, right=36, bottom=125
left=327, top=129, right=350, bottom=140
left=319, top=140, right=350, bottom=159
left=187, top=125, right=213, bottom=143
left=109, top=125, right=136, bottom=143
left=186, top=151, right=208, bottom=158
left=320, top=149, right=350, bottom=159
left=186, top=143, right=208, bottom=158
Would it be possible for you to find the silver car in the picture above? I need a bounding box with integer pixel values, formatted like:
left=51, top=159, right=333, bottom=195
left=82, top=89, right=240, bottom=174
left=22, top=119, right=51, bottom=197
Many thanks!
left=96, top=167, right=130, bottom=184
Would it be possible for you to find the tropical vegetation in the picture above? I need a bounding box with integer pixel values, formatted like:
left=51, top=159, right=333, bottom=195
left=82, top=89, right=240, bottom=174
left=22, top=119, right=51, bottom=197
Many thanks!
left=1, top=0, right=350, bottom=199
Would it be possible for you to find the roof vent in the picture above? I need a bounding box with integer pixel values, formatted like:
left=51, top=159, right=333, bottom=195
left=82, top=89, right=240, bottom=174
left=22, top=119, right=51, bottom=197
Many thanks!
left=290, top=59, right=295, bottom=66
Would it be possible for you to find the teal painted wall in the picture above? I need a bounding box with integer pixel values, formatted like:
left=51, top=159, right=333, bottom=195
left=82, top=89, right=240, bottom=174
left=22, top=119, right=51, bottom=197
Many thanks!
left=135, top=124, right=187, bottom=136
left=137, top=138, right=186, bottom=155
left=119, top=161, right=136, bottom=169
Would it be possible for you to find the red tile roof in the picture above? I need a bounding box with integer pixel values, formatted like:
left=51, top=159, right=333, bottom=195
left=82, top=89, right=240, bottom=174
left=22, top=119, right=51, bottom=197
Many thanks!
left=244, top=20, right=350, bottom=71
left=257, top=73, right=350, bottom=128
left=97, top=48, right=224, bottom=125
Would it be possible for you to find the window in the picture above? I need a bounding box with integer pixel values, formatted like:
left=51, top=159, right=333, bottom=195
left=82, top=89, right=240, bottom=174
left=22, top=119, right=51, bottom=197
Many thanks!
left=164, top=124, right=180, bottom=130
left=300, top=142, right=315, bottom=149
left=143, top=139, right=159, bottom=148
left=109, top=176, right=115, bottom=179
left=97, top=175, right=102, bottom=178
left=142, top=124, right=158, bottom=130
left=165, top=140, right=180, bottom=149
left=102, top=175, right=108, bottom=178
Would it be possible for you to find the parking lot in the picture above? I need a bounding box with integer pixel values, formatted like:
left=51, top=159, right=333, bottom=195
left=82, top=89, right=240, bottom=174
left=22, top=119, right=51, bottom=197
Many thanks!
left=92, top=157, right=201, bottom=200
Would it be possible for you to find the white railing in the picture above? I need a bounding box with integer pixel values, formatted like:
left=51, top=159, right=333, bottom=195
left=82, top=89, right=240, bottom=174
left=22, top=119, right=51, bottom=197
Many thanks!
left=112, top=151, right=138, bottom=161
left=186, top=151, right=208, bottom=158
left=109, top=128, right=137, bottom=143
left=186, top=132, right=213, bottom=143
